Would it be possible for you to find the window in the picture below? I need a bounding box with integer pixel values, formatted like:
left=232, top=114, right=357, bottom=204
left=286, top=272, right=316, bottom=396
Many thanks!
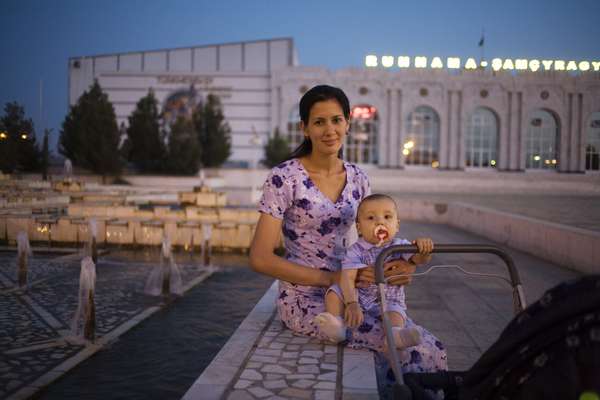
left=404, top=106, right=440, bottom=167
left=526, top=110, right=559, bottom=169
left=466, top=108, right=498, bottom=167
left=346, top=105, right=379, bottom=165
left=586, top=112, right=600, bottom=171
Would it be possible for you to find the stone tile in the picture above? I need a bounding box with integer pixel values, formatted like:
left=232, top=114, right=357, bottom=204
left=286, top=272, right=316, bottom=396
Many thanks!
left=279, top=387, right=312, bottom=399
left=286, top=374, right=316, bottom=380
left=323, top=345, right=338, bottom=354
left=291, top=379, right=315, bottom=389
left=286, top=344, right=300, bottom=351
left=249, top=355, right=278, bottom=363
left=320, top=363, right=337, bottom=370
left=248, top=386, right=274, bottom=398
left=234, top=380, right=253, bottom=389
left=290, top=337, right=310, bottom=344
left=297, top=365, right=320, bottom=374
left=300, top=350, right=323, bottom=358
left=298, top=357, right=318, bottom=364
left=282, top=351, right=299, bottom=358
left=314, top=381, right=336, bottom=390
left=265, top=373, right=283, bottom=380
left=254, top=348, right=282, bottom=357
left=260, top=365, right=291, bottom=374
left=317, top=371, right=337, bottom=381
left=263, top=379, right=287, bottom=389
left=279, top=359, right=297, bottom=367
left=268, top=342, right=285, bottom=350
left=246, top=362, right=262, bottom=369
left=324, top=354, right=338, bottom=363
left=240, top=369, right=263, bottom=380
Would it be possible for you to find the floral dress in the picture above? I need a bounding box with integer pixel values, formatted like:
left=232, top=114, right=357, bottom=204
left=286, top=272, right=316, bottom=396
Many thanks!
left=258, top=158, right=447, bottom=373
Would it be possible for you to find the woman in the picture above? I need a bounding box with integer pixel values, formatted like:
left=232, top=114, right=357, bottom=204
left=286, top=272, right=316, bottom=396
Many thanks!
left=249, top=85, right=447, bottom=372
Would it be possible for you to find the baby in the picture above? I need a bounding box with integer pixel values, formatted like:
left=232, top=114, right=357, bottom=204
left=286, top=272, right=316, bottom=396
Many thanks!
left=314, top=193, right=433, bottom=349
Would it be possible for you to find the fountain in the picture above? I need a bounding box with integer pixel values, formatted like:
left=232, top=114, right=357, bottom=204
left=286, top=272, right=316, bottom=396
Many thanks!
left=201, top=223, right=212, bottom=267
left=144, top=235, right=183, bottom=296
left=87, top=218, right=98, bottom=265
left=63, top=158, right=73, bottom=181
left=16, top=231, right=32, bottom=288
left=70, top=256, right=96, bottom=343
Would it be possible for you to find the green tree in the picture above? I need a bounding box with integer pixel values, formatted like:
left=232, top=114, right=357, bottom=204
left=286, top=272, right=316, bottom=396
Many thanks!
left=262, top=127, right=291, bottom=168
left=126, top=89, right=167, bottom=173
left=193, top=94, right=231, bottom=167
left=164, top=116, right=201, bottom=175
left=0, top=102, right=41, bottom=172
left=59, top=80, right=122, bottom=181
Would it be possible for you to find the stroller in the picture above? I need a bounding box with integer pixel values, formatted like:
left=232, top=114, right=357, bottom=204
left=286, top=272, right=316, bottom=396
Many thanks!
left=374, top=244, right=600, bottom=400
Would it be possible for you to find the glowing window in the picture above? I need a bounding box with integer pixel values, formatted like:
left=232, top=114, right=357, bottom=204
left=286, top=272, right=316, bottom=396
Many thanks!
left=404, top=106, right=440, bottom=167
left=466, top=108, right=498, bottom=168
left=586, top=112, right=600, bottom=171
left=346, top=105, right=379, bottom=165
left=526, top=110, right=559, bottom=169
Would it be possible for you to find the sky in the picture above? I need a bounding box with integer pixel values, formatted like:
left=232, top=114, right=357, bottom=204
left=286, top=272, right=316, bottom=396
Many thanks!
left=1, top=0, right=599, bottom=152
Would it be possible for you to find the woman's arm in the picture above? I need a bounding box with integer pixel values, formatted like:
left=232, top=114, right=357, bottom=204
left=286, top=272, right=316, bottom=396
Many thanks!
left=249, top=213, right=337, bottom=287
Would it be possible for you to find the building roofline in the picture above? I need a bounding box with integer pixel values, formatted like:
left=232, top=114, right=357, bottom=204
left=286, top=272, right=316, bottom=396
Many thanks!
left=69, top=37, right=294, bottom=60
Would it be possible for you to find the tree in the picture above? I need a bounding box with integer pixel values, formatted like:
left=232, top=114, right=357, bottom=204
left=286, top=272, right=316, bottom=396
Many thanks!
left=126, top=89, right=167, bottom=173
left=262, top=127, right=291, bottom=168
left=59, top=80, right=122, bottom=181
left=193, top=94, right=231, bottom=167
left=0, top=102, right=41, bottom=172
left=164, top=116, right=201, bottom=175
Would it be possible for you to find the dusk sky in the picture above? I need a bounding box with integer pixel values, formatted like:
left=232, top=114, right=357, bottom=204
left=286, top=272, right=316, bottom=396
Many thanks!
left=1, top=0, right=599, bottom=152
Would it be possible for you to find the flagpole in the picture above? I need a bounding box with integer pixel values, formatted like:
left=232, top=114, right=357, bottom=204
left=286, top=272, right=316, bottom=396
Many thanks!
left=479, top=28, right=485, bottom=67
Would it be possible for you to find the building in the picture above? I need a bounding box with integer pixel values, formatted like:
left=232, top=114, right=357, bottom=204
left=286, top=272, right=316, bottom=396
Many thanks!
left=69, top=38, right=600, bottom=172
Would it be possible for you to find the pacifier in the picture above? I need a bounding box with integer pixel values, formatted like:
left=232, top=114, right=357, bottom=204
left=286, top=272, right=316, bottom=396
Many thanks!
left=374, top=225, right=389, bottom=246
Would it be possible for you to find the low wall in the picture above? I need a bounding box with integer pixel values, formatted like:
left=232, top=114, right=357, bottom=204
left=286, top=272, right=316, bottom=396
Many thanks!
left=393, top=199, right=599, bottom=274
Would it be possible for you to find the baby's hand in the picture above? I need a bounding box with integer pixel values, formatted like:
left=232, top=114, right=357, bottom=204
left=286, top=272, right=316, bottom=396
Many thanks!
left=344, top=302, right=364, bottom=328
left=413, top=238, right=434, bottom=255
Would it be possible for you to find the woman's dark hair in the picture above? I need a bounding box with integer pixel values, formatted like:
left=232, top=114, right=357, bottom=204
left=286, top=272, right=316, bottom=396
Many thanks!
left=287, top=85, right=351, bottom=160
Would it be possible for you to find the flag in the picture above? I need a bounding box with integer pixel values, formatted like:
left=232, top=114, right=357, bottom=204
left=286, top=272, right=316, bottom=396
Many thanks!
left=478, top=35, right=485, bottom=47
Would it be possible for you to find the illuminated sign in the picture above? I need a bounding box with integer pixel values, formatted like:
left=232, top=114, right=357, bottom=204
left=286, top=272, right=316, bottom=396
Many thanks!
left=365, top=55, right=600, bottom=72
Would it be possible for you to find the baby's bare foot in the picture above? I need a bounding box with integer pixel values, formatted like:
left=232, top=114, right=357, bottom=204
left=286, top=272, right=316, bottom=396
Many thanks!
left=314, top=312, right=346, bottom=343
left=392, top=327, right=422, bottom=349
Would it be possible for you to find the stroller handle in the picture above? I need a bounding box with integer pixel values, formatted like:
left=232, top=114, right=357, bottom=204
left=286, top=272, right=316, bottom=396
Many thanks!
left=375, top=244, right=523, bottom=295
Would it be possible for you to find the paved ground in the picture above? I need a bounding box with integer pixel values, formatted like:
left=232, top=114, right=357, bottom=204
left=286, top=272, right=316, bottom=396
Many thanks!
left=386, top=192, right=600, bottom=233
left=187, top=220, right=580, bottom=399
left=0, top=251, right=215, bottom=400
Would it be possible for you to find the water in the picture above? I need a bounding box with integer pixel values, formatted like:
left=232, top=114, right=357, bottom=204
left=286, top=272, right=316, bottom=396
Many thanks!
left=33, top=254, right=272, bottom=400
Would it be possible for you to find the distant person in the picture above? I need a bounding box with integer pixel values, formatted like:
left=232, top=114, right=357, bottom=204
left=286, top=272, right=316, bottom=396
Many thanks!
left=250, top=85, right=447, bottom=373
left=315, top=194, right=432, bottom=352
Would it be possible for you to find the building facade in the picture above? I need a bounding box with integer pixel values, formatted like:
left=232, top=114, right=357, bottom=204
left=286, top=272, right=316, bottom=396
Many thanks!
left=69, top=38, right=600, bottom=172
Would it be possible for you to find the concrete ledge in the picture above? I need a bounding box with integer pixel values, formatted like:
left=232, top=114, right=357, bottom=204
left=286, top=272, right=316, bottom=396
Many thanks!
left=342, top=348, right=379, bottom=399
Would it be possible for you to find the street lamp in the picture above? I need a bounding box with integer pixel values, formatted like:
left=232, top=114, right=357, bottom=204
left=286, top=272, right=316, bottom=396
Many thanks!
left=0, top=132, right=7, bottom=140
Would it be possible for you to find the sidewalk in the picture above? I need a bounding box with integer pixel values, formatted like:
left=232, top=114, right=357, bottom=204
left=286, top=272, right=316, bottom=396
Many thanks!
left=182, top=220, right=580, bottom=399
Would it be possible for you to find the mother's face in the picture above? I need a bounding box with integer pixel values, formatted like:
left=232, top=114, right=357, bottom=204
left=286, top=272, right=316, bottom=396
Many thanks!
left=301, top=99, right=349, bottom=157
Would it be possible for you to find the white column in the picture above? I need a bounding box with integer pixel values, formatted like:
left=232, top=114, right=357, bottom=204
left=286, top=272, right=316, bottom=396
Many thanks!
left=388, top=89, right=399, bottom=168
left=440, top=91, right=451, bottom=168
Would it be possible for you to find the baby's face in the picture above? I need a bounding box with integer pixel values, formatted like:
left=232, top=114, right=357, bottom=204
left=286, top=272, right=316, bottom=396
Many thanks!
left=356, top=198, right=400, bottom=246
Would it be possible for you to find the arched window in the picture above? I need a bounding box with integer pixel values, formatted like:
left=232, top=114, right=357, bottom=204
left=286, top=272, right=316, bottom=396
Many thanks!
left=286, top=106, right=303, bottom=151
left=466, top=107, right=499, bottom=168
left=586, top=112, right=600, bottom=171
left=346, top=105, right=379, bottom=164
left=526, top=110, right=559, bottom=169
left=404, top=106, right=440, bottom=167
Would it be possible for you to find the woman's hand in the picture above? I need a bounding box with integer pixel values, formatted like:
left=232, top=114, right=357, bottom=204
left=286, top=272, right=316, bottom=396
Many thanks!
left=355, top=259, right=416, bottom=288
left=344, top=302, right=364, bottom=328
